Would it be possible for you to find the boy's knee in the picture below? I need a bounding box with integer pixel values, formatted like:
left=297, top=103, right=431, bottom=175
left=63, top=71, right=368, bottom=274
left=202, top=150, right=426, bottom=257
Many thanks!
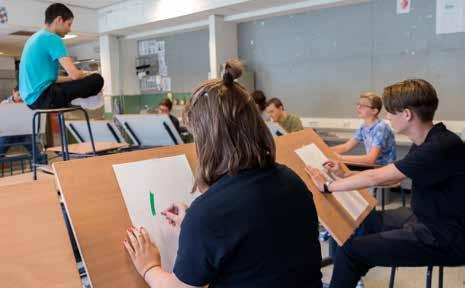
left=89, top=73, right=104, bottom=89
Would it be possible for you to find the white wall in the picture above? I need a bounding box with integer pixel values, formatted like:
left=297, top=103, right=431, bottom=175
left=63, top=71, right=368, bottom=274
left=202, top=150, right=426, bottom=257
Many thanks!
left=68, top=41, right=100, bottom=60
left=119, top=38, right=140, bottom=95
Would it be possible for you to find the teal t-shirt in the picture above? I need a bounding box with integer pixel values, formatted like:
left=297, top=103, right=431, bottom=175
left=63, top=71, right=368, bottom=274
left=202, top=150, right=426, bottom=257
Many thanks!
left=19, top=29, right=69, bottom=105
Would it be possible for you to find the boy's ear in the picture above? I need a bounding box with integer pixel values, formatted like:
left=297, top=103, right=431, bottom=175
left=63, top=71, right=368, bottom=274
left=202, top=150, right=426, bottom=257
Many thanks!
left=403, top=108, right=413, bottom=121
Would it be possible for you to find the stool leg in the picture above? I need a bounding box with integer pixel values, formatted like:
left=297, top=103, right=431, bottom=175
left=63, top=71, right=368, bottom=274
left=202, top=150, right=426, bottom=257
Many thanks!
left=58, top=113, right=67, bottom=161
left=81, top=108, right=96, bottom=156
left=9, top=159, right=13, bottom=175
left=426, top=266, right=433, bottom=288
left=32, top=112, right=38, bottom=180
left=389, top=267, right=396, bottom=288
left=438, top=266, right=443, bottom=288
left=21, top=159, right=24, bottom=173
left=61, top=113, right=70, bottom=160
left=381, top=188, right=385, bottom=211
left=401, top=187, right=406, bottom=207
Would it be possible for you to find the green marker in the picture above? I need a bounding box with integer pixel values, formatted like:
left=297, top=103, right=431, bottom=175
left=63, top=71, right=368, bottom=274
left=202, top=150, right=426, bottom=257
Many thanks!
left=150, top=191, right=156, bottom=216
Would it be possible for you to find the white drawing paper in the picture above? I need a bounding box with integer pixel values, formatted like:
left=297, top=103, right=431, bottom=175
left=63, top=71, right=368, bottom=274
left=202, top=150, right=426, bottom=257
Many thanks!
left=295, top=144, right=369, bottom=220
left=113, top=155, right=197, bottom=272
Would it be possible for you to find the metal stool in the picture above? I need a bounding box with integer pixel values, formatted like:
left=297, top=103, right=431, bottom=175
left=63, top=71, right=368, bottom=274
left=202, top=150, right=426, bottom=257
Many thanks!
left=31, top=106, right=96, bottom=180
left=373, top=183, right=406, bottom=211
left=389, top=266, right=444, bottom=288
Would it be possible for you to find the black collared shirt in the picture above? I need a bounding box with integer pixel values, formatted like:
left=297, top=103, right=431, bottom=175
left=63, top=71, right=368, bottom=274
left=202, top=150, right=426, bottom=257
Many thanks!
left=173, top=164, right=322, bottom=288
left=395, top=123, right=465, bottom=246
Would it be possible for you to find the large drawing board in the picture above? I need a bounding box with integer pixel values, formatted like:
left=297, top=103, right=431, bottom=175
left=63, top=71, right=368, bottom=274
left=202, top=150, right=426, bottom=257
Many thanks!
left=66, top=120, right=125, bottom=144
left=275, top=128, right=377, bottom=245
left=0, top=179, right=81, bottom=287
left=53, top=144, right=197, bottom=288
left=115, top=114, right=183, bottom=147
left=0, top=104, right=46, bottom=137
left=113, top=155, right=197, bottom=272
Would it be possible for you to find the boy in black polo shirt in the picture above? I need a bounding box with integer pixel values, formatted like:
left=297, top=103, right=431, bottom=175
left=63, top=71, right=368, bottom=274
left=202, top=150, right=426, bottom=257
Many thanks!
left=306, top=79, right=465, bottom=288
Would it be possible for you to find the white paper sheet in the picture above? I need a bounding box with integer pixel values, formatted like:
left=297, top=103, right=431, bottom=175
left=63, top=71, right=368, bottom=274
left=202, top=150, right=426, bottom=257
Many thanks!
left=113, top=155, right=197, bottom=272
left=436, top=0, right=465, bottom=34
left=295, top=144, right=368, bottom=220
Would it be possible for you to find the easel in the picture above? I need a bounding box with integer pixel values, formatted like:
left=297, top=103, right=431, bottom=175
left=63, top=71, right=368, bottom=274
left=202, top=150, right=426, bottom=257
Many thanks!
left=0, top=179, right=82, bottom=287
left=54, top=144, right=197, bottom=288
left=53, top=128, right=375, bottom=287
left=115, top=114, right=183, bottom=147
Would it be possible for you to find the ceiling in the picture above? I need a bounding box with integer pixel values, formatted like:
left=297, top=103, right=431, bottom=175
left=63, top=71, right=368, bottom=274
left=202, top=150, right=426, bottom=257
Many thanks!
left=38, top=0, right=126, bottom=9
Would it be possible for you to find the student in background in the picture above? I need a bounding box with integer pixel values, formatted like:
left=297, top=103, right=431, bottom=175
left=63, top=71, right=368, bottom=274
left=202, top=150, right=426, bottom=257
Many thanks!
left=306, top=79, right=465, bottom=288
left=265, top=98, right=303, bottom=133
left=157, top=98, right=181, bottom=134
left=19, top=3, right=104, bottom=110
left=251, top=90, right=270, bottom=121
left=0, top=86, right=34, bottom=158
left=123, top=59, right=322, bottom=288
left=1, top=86, right=22, bottom=104
left=331, top=92, right=396, bottom=166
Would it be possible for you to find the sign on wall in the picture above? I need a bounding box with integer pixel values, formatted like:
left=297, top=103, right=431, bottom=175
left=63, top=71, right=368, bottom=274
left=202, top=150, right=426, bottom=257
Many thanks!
left=397, top=0, right=411, bottom=14
left=0, top=7, right=8, bottom=24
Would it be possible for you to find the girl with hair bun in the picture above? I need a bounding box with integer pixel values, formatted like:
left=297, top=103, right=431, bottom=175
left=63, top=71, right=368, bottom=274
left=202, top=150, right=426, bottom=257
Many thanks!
left=123, top=59, right=322, bottom=288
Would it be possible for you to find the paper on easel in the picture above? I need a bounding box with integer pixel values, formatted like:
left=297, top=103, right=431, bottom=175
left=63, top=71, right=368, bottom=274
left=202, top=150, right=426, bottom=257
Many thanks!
left=295, top=144, right=368, bottom=220
left=113, top=155, right=197, bottom=272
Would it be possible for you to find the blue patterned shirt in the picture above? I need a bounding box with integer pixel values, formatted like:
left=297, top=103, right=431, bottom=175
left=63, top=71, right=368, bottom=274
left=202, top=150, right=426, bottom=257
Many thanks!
left=353, top=119, right=397, bottom=166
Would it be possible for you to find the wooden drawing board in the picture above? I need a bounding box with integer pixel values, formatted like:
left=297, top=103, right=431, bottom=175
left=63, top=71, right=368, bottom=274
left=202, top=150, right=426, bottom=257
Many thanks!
left=0, top=179, right=82, bottom=287
left=275, top=128, right=377, bottom=245
left=47, top=142, right=128, bottom=154
left=53, top=144, right=197, bottom=288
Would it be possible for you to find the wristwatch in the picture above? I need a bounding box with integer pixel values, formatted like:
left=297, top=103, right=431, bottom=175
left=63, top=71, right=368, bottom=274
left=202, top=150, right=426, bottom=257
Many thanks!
left=323, top=180, right=333, bottom=194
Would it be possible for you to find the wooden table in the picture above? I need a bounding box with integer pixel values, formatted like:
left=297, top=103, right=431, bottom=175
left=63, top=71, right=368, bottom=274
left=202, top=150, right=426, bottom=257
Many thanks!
left=0, top=179, right=82, bottom=287
left=0, top=172, right=54, bottom=187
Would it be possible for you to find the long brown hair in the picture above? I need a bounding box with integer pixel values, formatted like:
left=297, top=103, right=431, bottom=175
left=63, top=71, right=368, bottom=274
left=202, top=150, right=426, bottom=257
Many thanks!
left=184, top=59, right=276, bottom=192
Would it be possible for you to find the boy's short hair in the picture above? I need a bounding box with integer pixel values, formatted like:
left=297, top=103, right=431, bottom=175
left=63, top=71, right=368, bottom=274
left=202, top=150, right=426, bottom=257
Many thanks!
left=383, top=79, right=438, bottom=122
left=45, top=3, right=74, bottom=24
left=360, top=92, right=382, bottom=115
left=159, top=98, right=173, bottom=111
left=266, top=98, right=284, bottom=109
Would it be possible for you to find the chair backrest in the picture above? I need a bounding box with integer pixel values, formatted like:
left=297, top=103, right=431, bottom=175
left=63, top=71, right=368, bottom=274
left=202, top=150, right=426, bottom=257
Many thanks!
left=66, top=120, right=124, bottom=144
left=114, top=114, right=183, bottom=147
left=0, top=104, right=46, bottom=137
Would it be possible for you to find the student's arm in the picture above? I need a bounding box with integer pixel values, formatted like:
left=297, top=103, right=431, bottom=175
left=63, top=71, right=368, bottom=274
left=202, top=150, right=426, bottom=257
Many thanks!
left=306, top=163, right=406, bottom=192
left=331, top=138, right=359, bottom=154
left=339, top=146, right=381, bottom=165
left=56, top=75, right=74, bottom=83
left=125, top=227, right=199, bottom=288
left=58, top=56, right=86, bottom=81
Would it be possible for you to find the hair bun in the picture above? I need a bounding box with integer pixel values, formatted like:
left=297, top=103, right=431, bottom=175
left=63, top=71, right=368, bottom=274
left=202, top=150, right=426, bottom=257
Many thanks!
left=223, top=59, right=243, bottom=85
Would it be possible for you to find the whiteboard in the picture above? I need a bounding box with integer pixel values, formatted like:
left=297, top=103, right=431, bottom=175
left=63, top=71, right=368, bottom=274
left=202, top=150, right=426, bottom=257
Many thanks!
left=114, top=114, right=183, bottom=147
left=113, top=155, right=197, bottom=272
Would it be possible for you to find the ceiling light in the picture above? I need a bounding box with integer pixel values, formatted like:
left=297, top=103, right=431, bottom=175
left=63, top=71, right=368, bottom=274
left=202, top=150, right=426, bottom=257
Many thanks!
left=63, top=34, right=78, bottom=40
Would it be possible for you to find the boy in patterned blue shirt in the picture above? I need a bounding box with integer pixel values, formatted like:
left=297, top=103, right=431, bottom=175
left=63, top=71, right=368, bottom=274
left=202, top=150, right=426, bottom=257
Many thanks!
left=332, top=92, right=396, bottom=166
